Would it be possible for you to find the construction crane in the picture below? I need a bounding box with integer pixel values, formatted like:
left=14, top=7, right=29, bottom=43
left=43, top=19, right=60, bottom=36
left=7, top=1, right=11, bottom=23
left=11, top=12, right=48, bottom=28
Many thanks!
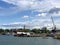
left=51, top=16, right=56, bottom=33
left=51, top=16, right=56, bottom=30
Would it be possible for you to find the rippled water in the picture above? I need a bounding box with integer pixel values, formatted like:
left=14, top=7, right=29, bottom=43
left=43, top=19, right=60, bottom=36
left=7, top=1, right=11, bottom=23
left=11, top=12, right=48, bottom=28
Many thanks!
left=0, top=35, right=60, bottom=45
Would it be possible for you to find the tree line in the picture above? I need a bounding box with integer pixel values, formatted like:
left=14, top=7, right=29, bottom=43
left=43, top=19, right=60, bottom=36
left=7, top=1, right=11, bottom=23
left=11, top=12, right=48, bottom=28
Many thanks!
left=0, top=27, right=51, bottom=34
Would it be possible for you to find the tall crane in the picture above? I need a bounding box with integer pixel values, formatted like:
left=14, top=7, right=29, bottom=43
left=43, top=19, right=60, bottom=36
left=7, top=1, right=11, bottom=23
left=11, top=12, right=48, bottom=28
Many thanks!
left=51, top=16, right=56, bottom=31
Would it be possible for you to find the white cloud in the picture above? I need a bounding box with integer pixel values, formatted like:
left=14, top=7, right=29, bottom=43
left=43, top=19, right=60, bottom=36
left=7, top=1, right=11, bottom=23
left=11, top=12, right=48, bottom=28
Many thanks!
left=1, top=0, right=60, bottom=17
left=49, top=0, right=60, bottom=8
left=2, top=0, right=60, bottom=17
left=32, top=26, right=40, bottom=29
left=2, top=0, right=54, bottom=12
left=22, top=15, right=29, bottom=18
left=36, top=13, right=47, bottom=17
left=2, top=0, right=60, bottom=13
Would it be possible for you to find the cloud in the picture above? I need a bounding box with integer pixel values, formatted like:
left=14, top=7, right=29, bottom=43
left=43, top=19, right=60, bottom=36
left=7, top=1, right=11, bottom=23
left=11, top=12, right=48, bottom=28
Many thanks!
left=1, top=0, right=60, bottom=16
left=48, top=8, right=60, bottom=17
left=50, top=12, right=60, bottom=17
left=2, top=0, right=60, bottom=14
left=49, top=0, right=60, bottom=8
left=2, top=0, right=54, bottom=12
left=22, top=15, right=29, bottom=18
left=36, top=13, right=47, bottom=17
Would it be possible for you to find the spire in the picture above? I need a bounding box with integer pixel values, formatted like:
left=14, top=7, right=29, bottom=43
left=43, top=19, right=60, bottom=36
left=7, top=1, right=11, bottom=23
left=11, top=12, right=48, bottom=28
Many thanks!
left=24, top=25, right=25, bottom=30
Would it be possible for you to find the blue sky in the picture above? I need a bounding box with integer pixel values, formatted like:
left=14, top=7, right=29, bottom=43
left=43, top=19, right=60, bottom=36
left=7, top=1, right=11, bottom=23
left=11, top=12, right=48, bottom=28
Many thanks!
left=0, top=0, right=60, bottom=29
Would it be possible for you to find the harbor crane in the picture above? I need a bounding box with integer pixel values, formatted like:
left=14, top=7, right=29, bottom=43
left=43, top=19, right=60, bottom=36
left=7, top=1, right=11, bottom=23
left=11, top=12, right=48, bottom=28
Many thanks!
left=51, top=16, right=56, bottom=33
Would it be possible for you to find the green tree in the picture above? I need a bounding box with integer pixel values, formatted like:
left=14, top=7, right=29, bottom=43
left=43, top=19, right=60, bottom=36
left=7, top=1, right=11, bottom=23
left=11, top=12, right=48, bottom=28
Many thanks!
left=41, top=27, right=50, bottom=33
left=17, top=28, right=23, bottom=32
left=23, top=29, right=30, bottom=32
left=31, top=29, right=41, bottom=33
left=17, top=28, right=30, bottom=32
left=5, top=29, right=10, bottom=32
left=0, top=29, right=4, bottom=33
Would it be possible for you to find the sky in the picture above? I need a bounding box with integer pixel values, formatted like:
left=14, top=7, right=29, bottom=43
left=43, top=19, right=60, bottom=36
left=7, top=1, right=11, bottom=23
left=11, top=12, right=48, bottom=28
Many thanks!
left=0, top=0, right=60, bottom=30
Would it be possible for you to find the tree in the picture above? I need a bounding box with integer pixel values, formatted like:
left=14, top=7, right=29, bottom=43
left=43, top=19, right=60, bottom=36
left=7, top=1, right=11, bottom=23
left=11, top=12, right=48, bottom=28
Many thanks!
left=17, top=28, right=30, bottom=32
left=0, top=29, right=4, bottom=33
left=5, top=29, right=10, bottom=32
left=31, top=29, right=41, bottom=33
left=23, top=29, right=30, bottom=32
left=41, top=27, right=50, bottom=33
left=17, top=28, right=23, bottom=32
